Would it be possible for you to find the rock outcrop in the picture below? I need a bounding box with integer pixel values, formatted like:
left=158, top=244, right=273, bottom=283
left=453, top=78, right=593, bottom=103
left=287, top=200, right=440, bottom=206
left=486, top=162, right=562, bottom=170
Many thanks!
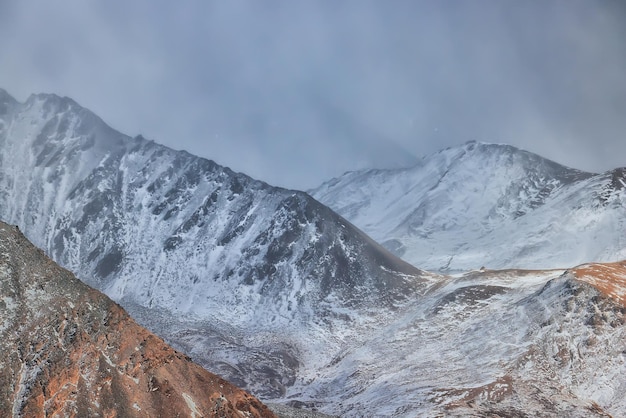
left=0, top=221, right=275, bottom=417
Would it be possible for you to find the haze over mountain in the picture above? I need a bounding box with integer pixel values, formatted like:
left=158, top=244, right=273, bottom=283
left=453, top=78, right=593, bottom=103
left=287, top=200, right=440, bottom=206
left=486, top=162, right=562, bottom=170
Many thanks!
left=3, top=1, right=625, bottom=190
left=3, top=89, right=626, bottom=416
left=312, top=141, right=626, bottom=272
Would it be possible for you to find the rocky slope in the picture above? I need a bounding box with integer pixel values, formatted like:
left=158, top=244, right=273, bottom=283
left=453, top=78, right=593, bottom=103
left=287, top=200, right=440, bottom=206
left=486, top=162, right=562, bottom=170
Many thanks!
left=0, top=221, right=275, bottom=417
left=300, top=264, right=626, bottom=417
left=311, top=141, right=626, bottom=272
left=0, top=89, right=430, bottom=400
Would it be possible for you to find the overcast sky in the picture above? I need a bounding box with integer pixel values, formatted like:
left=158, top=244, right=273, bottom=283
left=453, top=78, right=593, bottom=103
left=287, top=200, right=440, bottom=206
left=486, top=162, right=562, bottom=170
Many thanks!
left=1, top=1, right=625, bottom=189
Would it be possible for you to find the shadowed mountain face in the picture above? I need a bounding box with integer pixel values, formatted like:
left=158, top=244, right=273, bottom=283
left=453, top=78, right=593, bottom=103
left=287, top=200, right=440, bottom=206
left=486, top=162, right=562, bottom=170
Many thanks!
left=0, top=221, right=275, bottom=417
left=0, top=89, right=429, bottom=399
left=312, top=141, right=626, bottom=272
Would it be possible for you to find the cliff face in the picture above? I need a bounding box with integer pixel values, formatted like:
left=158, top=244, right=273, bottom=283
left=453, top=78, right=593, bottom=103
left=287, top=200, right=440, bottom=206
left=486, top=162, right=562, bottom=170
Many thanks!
left=0, top=221, right=275, bottom=418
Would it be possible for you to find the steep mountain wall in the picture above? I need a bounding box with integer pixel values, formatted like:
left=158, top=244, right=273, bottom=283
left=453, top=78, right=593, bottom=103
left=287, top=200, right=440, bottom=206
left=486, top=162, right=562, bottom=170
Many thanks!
left=0, top=89, right=431, bottom=400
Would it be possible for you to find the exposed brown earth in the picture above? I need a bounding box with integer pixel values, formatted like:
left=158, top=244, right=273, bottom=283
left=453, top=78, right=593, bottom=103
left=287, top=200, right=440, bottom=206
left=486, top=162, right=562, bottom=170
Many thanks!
left=0, top=221, right=275, bottom=418
left=572, top=261, right=626, bottom=307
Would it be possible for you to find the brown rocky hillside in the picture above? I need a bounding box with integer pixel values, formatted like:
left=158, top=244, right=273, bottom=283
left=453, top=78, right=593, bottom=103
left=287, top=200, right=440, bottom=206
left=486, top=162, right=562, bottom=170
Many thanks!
left=0, top=221, right=275, bottom=418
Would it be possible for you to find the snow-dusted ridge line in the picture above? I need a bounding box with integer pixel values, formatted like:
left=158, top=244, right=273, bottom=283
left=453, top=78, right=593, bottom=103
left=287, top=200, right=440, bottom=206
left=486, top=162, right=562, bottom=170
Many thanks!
left=311, top=140, right=626, bottom=272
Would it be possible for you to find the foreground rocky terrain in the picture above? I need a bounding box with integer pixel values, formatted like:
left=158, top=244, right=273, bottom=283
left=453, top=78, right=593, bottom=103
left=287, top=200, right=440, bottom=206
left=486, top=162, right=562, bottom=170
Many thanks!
left=0, top=221, right=274, bottom=417
left=292, top=263, right=626, bottom=417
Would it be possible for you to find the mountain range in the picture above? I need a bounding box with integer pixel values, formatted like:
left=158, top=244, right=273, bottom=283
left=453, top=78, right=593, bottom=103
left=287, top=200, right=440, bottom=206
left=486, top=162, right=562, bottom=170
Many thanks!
left=1, top=88, right=626, bottom=416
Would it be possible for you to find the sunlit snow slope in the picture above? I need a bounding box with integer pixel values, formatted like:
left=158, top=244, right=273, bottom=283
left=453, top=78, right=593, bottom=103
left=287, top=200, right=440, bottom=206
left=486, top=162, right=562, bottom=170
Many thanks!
left=312, top=141, right=626, bottom=271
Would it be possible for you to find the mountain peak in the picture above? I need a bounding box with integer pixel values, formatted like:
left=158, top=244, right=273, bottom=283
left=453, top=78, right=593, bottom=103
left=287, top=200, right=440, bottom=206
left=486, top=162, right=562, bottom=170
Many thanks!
left=0, top=88, right=18, bottom=114
left=0, top=88, right=16, bottom=103
left=452, top=141, right=598, bottom=177
left=463, top=140, right=516, bottom=153
left=434, top=141, right=596, bottom=183
left=25, top=91, right=83, bottom=113
left=452, top=140, right=536, bottom=160
left=313, top=141, right=620, bottom=272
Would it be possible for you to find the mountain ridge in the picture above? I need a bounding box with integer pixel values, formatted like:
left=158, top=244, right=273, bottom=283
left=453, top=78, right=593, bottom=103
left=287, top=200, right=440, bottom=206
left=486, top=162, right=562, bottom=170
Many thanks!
left=4, top=89, right=626, bottom=416
left=311, top=140, right=626, bottom=272
left=0, top=89, right=432, bottom=401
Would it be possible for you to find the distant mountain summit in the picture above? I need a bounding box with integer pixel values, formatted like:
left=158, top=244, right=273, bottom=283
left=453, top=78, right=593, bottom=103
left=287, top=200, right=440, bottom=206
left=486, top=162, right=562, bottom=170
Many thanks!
left=312, top=141, right=626, bottom=271
left=0, top=221, right=274, bottom=417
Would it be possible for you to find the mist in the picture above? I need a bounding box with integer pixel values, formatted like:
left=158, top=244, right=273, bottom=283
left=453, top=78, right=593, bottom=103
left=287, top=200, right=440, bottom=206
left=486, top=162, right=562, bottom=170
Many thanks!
left=1, top=0, right=625, bottom=188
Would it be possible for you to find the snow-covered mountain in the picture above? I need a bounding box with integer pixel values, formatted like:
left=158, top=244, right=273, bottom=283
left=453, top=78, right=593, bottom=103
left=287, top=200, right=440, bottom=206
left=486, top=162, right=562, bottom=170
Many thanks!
left=311, top=141, right=626, bottom=272
left=4, top=89, right=626, bottom=416
left=0, top=89, right=431, bottom=400
left=304, top=263, right=626, bottom=417
left=6, top=217, right=626, bottom=417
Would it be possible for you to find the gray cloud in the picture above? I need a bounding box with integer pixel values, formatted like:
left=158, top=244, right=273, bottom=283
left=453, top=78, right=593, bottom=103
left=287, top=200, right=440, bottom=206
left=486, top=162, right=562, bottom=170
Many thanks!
left=1, top=0, right=625, bottom=188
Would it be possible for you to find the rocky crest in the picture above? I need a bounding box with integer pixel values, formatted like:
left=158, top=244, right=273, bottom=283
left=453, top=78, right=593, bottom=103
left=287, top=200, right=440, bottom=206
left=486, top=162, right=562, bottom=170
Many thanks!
left=0, top=221, right=275, bottom=417
left=572, top=260, right=626, bottom=306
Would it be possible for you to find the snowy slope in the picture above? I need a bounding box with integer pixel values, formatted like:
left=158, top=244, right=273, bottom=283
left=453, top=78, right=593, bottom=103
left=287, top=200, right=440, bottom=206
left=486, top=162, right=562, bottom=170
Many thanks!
left=3, top=89, right=626, bottom=417
left=312, top=141, right=626, bottom=271
left=0, top=89, right=431, bottom=400
left=304, top=265, right=626, bottom=417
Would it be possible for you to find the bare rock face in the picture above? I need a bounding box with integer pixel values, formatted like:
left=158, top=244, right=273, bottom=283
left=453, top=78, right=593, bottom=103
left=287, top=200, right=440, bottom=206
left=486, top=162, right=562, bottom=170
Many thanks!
left=0, top=221, right=275, bottom=418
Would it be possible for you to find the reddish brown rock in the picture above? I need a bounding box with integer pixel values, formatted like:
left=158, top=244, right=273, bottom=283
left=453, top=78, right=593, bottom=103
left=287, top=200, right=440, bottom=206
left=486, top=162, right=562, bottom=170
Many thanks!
left=572, top=260, right=626, bottom=306
left=0, top=222, right=275, bottom=418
